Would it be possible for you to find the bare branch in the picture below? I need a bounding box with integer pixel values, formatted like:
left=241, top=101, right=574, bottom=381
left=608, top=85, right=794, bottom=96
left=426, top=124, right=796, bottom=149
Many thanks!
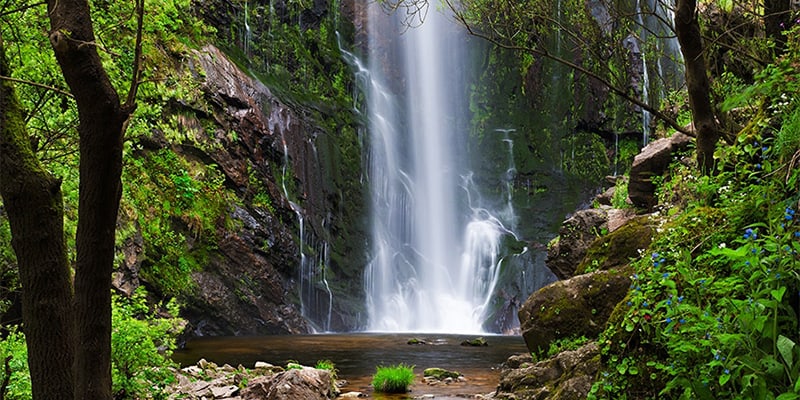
left=0, top=1, right=46, bottom=18
left=0, top=75, right=73, bottom=98
left=124, top=0, right=144, bottom=110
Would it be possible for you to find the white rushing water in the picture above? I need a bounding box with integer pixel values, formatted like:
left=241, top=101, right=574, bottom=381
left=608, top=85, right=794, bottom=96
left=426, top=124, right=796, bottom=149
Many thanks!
left=362, top=2, right=510, bottom=333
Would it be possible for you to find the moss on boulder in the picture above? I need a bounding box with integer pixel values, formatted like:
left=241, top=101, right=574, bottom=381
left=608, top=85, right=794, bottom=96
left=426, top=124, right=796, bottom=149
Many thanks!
left=519, top=267, right=632, bottom=353
left=574, top=215, right=654, bottom=275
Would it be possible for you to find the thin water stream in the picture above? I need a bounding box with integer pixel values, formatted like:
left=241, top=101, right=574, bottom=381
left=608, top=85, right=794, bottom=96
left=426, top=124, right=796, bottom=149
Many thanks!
left=173, top=333, right=527, bottom=399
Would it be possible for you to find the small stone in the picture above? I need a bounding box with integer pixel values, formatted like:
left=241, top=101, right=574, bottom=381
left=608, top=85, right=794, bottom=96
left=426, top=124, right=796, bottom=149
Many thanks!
left=338, top=391, right=367, bottom=398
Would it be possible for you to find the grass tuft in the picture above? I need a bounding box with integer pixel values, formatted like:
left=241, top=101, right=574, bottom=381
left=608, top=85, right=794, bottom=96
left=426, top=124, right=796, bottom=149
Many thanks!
left=371, top=363, right=415, bottom=393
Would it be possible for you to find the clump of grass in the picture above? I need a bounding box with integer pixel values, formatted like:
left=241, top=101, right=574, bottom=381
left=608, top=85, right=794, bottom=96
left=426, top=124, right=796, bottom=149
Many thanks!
left=371, top=364, right=415, bottom=393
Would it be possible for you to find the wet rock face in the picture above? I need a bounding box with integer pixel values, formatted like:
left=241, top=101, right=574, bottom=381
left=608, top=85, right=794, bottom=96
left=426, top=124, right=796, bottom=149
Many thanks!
left=495, top=342, right=600, bottom=400
left=546, top=208, right=608, bottom=280
left=518, top=268, right=632, bottom=353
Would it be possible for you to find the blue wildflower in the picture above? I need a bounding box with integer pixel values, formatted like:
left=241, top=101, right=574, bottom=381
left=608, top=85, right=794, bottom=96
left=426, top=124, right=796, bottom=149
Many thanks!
left=666, top=299, right=672, bottom=306
left=677, top=296, right=684, bottom=303
left=666, top=317, right=672, bottom=323
left=662, top=273, right=669, bottom=279
left=642, top=301, right=649, bottom=308
left=744, top=228, right=756, bottom=239
left=756, top=163, right=762, bottom=170
left=794, top=231, right=800, bottom=238
left=679, top=318, right=685, bottom=324
left=724, top=369, right=730, bottom=374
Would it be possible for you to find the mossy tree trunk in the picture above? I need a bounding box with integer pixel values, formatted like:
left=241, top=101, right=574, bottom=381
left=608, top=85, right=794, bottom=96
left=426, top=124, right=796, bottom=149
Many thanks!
left=0, top=41, right=76, bottom=400
left=675, top=0, right=719, bottom=174
left=47, top=0, right=135, bottom=398
left=1, top=0, right=138, bottom=397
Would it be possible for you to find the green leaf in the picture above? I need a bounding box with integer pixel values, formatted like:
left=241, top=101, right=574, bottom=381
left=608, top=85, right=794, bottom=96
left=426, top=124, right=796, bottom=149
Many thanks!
left=777, top=393, right=800, bottom=400
left=778, top=335, right=796, bottom=369
left=719, top=373, right=731, bottom=386
left=771, top=286, right=787, bottom=302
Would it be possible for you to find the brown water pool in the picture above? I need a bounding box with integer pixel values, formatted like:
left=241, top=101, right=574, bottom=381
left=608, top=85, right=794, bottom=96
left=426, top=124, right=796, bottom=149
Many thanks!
left=172, top=333, right=528, bottom=399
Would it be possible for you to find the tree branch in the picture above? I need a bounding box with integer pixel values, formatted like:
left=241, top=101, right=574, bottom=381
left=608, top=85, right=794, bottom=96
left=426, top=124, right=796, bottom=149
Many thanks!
left=445, top=0, right=693, bottom=137
left=123, top=0, right=144, bottom=111
left=0, top=75, right=73, bottom=98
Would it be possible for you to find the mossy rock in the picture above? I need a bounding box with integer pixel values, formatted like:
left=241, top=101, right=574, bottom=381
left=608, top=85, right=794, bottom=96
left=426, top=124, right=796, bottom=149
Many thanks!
left=574, top=215, right=654, bottom=275
left=407, top=338, right=427, bottom=345
left=519, top=267, right=632, bottom=353
left=460, top=337, right=489, bottom=346
left=423, top=367, right=461, bottom=380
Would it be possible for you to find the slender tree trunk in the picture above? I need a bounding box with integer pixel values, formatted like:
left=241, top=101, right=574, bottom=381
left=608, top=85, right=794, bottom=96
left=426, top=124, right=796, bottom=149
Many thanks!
left=47, top=0, right=129, bottom=398
left=765, top=0, right=791, bottom=52
left=675, top=0, right=719, bottom=173
left=0, top=41, right=75, bottom=400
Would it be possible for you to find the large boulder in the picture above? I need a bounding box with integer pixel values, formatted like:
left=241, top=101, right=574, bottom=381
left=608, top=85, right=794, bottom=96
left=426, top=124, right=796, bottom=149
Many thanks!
left=628, top=133, right=692, bottom=209
left=574, top=215, right=654, bottom=275
left=519, top=268, right=631, bottom=353
left=494, top=342, right=600, bottom=400
left=242, top=368, right=337, bottom=400
left=546, top=208, right=609, bottom=280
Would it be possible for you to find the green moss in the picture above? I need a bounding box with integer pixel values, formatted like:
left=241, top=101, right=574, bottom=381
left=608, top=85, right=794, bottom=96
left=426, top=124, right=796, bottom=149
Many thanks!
left=576, top=216, right=654, bottom=275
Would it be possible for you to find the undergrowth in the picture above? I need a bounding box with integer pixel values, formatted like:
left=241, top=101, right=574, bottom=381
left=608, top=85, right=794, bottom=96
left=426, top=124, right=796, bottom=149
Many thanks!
left=590, top=25, right=800, bottom=399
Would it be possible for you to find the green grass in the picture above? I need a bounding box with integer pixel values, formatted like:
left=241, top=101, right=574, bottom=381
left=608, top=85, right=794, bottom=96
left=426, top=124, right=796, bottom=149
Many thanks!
left=371, top=364, right=415, bottom=393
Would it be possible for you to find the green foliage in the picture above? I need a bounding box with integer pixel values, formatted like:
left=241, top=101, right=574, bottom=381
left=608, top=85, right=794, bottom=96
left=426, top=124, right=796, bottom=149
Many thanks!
left=561, top=132, right=611, bottom=182
left=532, top=335, right=591, bottom=362
left=372, top=364, right=415, bottom=393
left=111, top=288, right=183, bottom=399
left=592, top=82, right=800, bottom=398
left=123, top=149, right=229, bottom=297
left=611, top=178, right=630, bottom=209
left=0, top=288, right=182, bottom=400
left=0, top=328, right=31, bottom=400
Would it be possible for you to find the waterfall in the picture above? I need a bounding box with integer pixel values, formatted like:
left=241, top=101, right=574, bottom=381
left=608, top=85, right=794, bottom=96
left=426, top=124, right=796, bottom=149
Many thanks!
left=362, top=2, right=509, bottom=333
left=271, top=108, right=334, bottom=332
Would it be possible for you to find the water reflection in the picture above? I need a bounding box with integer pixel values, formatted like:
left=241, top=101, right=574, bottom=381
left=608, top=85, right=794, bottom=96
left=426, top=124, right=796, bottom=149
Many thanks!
left=173, top=333, right=527, bottom=399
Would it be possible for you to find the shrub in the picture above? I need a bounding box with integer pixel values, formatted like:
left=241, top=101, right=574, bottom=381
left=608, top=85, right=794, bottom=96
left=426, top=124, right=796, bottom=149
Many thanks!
left=111, top=288, right=183, bottom=399
left=0, top=327, right=31, bottom=400
left=371, top=364, right=415, bottom=393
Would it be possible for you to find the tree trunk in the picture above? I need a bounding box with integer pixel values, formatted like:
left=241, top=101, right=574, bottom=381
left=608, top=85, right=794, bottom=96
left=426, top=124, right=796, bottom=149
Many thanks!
left=765, top=0, right=791, bottom=52
left=675, top=0, right=719, bottom=173
left=46, top=1, right=129, bottom=398
left=0, top=41, right=75, bottom=400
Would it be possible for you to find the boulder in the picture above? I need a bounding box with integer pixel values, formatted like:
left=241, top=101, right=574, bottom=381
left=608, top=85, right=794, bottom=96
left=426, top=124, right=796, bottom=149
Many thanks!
left=546, top=208, right=609, bottom=280
left=629, top=133, right=692, bottom=210
left=519, top=268, right=631, bottom=353
left=242, top=368, right=338, bottom=400
left=494, top=342, right=600, bottom=400
left=423, top=367, right=461, bottom=380
left=574, top=215, right=653, bottom=275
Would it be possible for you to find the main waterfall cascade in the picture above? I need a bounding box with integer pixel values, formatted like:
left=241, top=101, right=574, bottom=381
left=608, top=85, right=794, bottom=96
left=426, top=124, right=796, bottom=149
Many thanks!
left=361, top=4, right=528, bottom=333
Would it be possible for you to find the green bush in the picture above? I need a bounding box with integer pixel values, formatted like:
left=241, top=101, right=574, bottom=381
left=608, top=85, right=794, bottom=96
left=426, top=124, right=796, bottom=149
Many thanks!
left=0, top=328, right=31, bottom=400
left=111, top=288, right=183, bottom=399
left=371, top=364, right=415, bottom=393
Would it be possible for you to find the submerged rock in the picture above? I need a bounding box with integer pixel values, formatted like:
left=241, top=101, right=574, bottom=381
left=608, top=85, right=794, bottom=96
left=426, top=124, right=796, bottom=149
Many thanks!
left=423, top=367, right=462, bottom=381
left=461, top=337, right=489, bottom=347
